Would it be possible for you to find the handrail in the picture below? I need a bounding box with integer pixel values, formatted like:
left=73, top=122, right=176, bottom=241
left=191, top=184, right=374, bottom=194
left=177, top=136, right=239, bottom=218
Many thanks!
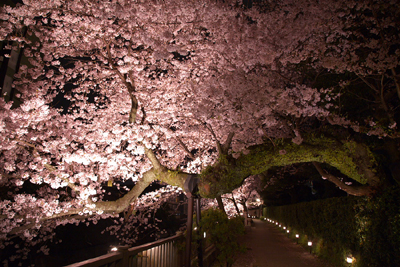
left=64, top=233, right=184, bottom=267
left=64, top=252, right=123, bottom=267
left=128, top=233, right=183, bottom=254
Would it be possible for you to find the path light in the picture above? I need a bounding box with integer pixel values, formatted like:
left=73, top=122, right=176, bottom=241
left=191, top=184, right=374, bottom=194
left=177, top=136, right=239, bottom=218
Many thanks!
left=283, top=226, right=286, bottom=230
left=203, top=232, right=206, bottom=238
left=308, top=241, right=312, bottom=253
left=279, top=225, right=281, bottom=227
left=264, top=218, right=266, bottom=220
left=276, top=222, right=278, bottom=225
left=346, top=256, right=354, bottom=264
left=287, top=230, right=290, bottom=233
left=296, top=234, right=299, bottom=243
left=110, top=247, right=118, bottom=252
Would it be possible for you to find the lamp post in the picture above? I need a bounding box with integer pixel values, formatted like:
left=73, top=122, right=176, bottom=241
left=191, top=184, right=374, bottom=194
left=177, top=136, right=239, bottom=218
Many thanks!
left=195, top=196, right=203, bottom=267
left=184, top=175, right=203, bottom=267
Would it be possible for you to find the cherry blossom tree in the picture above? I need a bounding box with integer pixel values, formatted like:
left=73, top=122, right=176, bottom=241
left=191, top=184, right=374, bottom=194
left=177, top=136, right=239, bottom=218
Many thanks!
left=0, top=0, right=399, bottom=265
left=202, top=175, right=262, bottom=217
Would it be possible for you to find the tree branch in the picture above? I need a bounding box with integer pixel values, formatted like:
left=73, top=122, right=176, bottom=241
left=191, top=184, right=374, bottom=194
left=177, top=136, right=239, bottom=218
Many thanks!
left=106, top=42, right=138, bottom=124
left=312, top=162, right=374, bottom=196
left=177, top=137, right=195, bottom=160
left=221, top=132, right=234, bottom=155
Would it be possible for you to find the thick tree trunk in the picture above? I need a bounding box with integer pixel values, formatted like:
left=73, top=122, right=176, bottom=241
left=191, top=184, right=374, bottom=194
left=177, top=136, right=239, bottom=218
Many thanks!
left=12, top=135, right=381, bottom=234
left=198, top=135, right=381, bottom=198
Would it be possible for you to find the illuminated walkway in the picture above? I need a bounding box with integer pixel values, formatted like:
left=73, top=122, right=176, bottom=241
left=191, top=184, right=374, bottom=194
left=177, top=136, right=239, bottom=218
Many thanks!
left=233, top=219, right=334, bottom=267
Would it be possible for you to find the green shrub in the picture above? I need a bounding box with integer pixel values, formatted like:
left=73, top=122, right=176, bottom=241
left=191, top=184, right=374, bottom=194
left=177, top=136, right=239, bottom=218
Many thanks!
left=266, top=187, right=400, bottom=267
left=199, top=209, right=245, bottom=267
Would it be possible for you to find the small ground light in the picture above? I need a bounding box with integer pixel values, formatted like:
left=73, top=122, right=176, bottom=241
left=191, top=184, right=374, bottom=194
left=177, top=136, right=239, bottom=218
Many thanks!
left=279, top=225, right=281, bottom=227
left=346, top=257, right=354, bottom=264
left=283, top=226, right=286, bottom=229
left=287, top=230, right=290, bottom=233
left=308, top=241, right=312, bottom=253
left=264, top=218, right=266, bottom=220
left=110, top=247, right=118, bottom=252
left=296, top=234, right=299, bottom=243
left=276, top=222, right=278, bottom=225
left=204, top=232, right=206, bottom=238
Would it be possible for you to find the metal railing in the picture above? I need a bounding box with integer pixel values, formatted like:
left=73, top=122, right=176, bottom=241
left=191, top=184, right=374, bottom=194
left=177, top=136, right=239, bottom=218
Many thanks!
left=64, top=233, right=185, bottom=267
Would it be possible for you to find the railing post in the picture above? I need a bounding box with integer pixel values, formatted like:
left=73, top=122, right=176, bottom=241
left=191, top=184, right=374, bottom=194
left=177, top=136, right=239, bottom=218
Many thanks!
left=117, top=246, right=129, bottom=267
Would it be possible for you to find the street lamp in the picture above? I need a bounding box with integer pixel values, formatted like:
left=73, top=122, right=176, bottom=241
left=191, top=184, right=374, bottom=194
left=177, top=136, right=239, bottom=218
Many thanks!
left=184, top=175, right=202, bottom=267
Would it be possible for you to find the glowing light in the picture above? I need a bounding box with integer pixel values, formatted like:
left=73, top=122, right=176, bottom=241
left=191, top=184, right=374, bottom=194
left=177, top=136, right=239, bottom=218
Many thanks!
left=194, top=227, right=197, bottom=231
left=256, top=198, right=260, bottom=202
left=111, top=247, right=118, bottom=252
left=287, top=230, right=290, bottom=233
left=203, top=232, right=206, bottom=238
left=308, top=241, right=312, bottom=247
left=283, top=226, right=286, bottom=229
left=296, top=234, right=299, bottom=238
left=346, top=257, right=354, bottom=263
left=279, top=225, right=281, bottom=227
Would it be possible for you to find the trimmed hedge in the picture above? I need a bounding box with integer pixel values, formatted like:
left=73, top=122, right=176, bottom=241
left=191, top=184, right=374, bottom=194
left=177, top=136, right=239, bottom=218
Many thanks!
left=265, top=187, right=400, bottom=267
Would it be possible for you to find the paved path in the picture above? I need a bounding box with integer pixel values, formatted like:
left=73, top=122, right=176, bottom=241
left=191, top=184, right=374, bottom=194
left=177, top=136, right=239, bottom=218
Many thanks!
left=233, top=219, right=334, bottom=267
